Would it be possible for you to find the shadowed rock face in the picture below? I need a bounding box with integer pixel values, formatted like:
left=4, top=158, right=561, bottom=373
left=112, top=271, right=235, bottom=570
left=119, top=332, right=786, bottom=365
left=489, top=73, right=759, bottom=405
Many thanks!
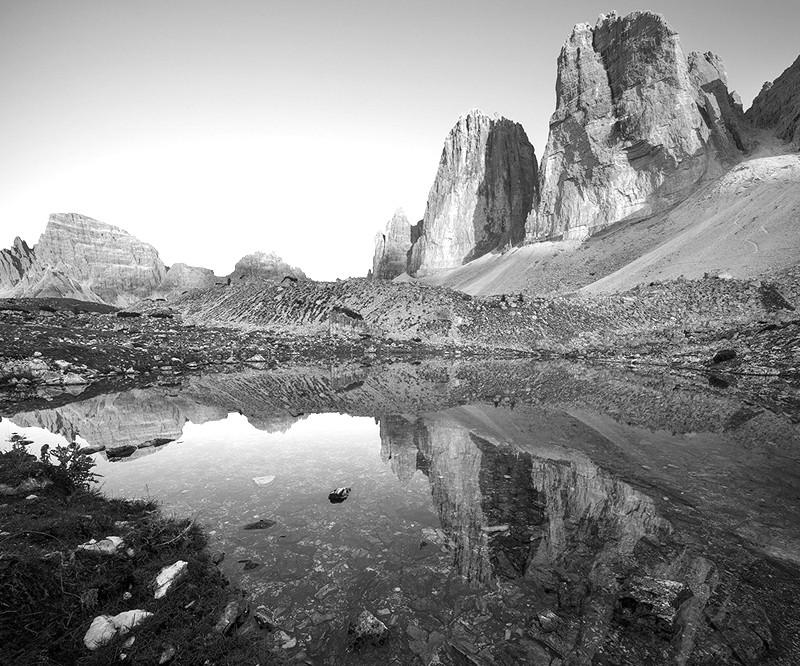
left=408, top=110, right=537, bottom=276
left=528, top=11, right=747, bottom=242
left=747, top=54, right=800, bottom=148
left=0, top=237, right=35, bottom=290
left=372, top=209, right=412, bottom=280
left=5, top=213, right=167, bottom=306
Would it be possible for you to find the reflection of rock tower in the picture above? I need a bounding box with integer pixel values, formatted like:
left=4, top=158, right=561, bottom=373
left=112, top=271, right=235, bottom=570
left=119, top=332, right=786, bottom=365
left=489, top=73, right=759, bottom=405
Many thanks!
left=378, top=415, right=422, bottom=485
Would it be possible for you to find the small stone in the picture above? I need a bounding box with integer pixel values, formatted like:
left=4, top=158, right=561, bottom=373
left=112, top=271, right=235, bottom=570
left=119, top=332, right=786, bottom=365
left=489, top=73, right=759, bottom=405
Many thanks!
left=254, top=605, right=276, bottom=630
left=348, top=610, right=389, bottom=650
left=78, top=536, right=125, bottom=556
left=252, top=475, right=276, bottom=486
left=159, top=644, right=177, bottom=664
left=154, top=560, right=188, bottom=599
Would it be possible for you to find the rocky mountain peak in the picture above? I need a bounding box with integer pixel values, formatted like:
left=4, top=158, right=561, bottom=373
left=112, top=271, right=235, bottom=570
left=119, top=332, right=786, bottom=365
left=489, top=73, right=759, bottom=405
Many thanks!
left=527, top=11, right=747, bottom=242
left=407, top=110, right=538, bottom=276
left=372, top=209, right=412, bottom=280
left=229, top=251, right=307, bottom=283
left=0, top=236, right=35, bottom=290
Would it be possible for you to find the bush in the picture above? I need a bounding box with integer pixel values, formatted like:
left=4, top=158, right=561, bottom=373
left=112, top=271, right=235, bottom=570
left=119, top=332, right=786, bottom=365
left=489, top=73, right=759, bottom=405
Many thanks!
left=39, top=441, right=99, bottom=492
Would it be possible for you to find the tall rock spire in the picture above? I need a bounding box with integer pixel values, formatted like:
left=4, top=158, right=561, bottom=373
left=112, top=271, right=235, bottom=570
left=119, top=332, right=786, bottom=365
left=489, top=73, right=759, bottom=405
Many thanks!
left=408, top=110, right=538, bottom=276
left=528, top=11, right=747, bottom=242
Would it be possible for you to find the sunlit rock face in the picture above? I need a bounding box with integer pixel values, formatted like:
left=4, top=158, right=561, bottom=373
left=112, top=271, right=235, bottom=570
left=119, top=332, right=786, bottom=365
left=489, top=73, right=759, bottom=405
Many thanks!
left=372, top=209, right=412, bottom=280
left=0, top=237, right=35, bottom=290
left=9, top=213, right=167, bottom=305
left=408, top=110, right=538, bottom=276
left=379, top=415, right=422, bottom=485
left=155, top=262, right=217, bottom=295
left=528, top=11, right=746, bottom=242
left=747, top=54, right=800, bottom=148
left=227, top=251, right=306, bottom=284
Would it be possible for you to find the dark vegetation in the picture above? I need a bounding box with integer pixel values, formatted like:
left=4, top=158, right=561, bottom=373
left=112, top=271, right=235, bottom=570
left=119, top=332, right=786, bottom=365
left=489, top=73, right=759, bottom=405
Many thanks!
left=0, top=438, right=278, bottom=665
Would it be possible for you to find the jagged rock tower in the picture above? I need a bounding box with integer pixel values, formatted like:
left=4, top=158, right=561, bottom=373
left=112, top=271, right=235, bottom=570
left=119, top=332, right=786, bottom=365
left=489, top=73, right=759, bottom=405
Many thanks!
left=528, top=11, right=748, bottom=241
left=372, top=209, right=412, bottom=280
left=408, top=110, right=538, bottom=276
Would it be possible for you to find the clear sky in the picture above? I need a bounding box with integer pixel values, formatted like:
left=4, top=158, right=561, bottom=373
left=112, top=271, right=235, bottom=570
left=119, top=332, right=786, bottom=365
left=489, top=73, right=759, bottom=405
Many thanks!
left=1, top=0, right=797, bottom=279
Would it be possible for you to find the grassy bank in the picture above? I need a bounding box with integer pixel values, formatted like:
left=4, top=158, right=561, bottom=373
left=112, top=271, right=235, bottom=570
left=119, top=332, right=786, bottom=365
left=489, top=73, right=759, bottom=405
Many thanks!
left=0, top=439, right=274, bottom=665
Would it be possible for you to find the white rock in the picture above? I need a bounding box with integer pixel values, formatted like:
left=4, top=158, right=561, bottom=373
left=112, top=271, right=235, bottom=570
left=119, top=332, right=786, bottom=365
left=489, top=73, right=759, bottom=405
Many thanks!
left=83, top=610, right=153, bottom=650
left=78, top=536, right=125, bottom=555
left=154, top=560, right=189, bottom=599
left=252, top=475, right=275, bottom=486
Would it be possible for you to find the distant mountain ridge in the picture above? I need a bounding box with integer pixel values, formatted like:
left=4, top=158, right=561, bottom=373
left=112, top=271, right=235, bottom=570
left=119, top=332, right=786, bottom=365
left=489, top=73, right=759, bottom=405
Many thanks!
left=371, top=10, right=800, bottom=294
left=0, top=213, right=306, bottom=306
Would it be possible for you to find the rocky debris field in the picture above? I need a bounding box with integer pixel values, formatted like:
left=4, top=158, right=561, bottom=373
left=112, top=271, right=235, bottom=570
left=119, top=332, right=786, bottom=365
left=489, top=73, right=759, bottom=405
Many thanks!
left=1, top=268, right=798, bottom=413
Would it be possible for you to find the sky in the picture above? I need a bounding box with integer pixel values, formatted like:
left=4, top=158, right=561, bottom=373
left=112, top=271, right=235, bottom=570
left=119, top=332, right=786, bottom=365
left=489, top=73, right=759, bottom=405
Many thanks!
left=1, top=0, right=798, bottom=280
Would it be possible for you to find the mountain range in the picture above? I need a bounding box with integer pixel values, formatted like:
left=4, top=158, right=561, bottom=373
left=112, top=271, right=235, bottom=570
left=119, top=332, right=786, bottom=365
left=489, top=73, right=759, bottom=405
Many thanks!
left=372, top=11, right=800, bottom=295
left=1, top=10, right=798, bottom=306
left=0, top=213, right=306, bottom=306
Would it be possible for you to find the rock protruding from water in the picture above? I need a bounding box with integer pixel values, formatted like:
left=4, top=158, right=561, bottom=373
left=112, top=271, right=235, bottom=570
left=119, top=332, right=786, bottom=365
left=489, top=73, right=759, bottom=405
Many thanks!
left=528, top=11, right=747, bottom=242
left=408, top=110, right=538, bottom=276
left=8, top=213, right=167, bottom=305
left=0, top=237, right=35, bottom=290
left=372, top=209, right=412, bottom=280
left=747, top=54, right=800, bottom=149
left=228, top=251, right=306, bottom=284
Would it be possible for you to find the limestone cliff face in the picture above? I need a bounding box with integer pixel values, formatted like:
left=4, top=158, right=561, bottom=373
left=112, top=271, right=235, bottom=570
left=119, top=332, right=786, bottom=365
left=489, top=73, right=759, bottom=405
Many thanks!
left=0, top=237, right=35, bottom=290
left=528, top=11, right=747, bottom=242
left=408, top=110, right=537, bottom=276
left=9, top=213, right=167, bottom=305
left=372, top=209, right=412, bottom=280
left=747, top=54, right=800, bottom=148
left=156, top=263, right=217, bottom=295
left=228, top=251, right=306, bottom=284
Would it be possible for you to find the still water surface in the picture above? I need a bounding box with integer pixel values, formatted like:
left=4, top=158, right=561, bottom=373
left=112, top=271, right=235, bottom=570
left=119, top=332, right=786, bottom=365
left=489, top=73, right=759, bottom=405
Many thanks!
left=3, top=360, right=799, bottom=664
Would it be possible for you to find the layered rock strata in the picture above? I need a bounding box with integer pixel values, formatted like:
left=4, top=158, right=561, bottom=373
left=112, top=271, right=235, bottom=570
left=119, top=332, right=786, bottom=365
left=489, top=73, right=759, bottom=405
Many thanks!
left=408, top=110, right=537, bottom=276
left=8, top=213, right=166, bottom=305
left=528, top=11, right=747, bottom=242
left=372, top=209, right=412, bottom=280
left=747, top=54, right=800, bottom=148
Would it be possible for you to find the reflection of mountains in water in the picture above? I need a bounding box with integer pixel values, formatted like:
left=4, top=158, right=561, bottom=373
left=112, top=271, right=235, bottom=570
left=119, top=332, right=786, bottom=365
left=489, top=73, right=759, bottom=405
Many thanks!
left=380, top=407, right=671, bottom=587
left=378, top=405, right=799, bottom=664
left=11, top=358, right=798, bottom=456
left=7, top=360, right=800, bottom=662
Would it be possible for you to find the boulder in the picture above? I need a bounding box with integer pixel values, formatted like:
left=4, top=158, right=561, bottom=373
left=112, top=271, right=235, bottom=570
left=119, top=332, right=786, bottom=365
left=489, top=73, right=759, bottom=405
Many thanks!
left=83, top=609, right=153, bottom=650
left=154, top=560, right=189, bottom=599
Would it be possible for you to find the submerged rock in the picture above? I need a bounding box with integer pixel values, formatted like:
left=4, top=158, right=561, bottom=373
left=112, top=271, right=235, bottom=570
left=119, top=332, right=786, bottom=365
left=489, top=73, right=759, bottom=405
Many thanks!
left=348, top=610, right=389, bottom=650
left=242, top=518, right=276, bottom=530
left=83, top=609, right=153, bottom=650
